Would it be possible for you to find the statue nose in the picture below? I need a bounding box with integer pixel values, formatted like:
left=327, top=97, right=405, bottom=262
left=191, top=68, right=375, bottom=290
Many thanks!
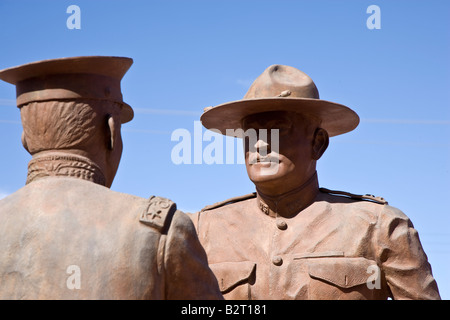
left=254, top=138, right=271, bottom=156
left=254, top=139, right=269, bottom=149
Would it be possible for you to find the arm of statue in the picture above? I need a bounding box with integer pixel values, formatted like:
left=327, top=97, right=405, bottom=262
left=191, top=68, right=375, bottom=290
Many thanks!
left=376, top=206, right=441, bottom=300
left=162, top=210, right=223, bottom=300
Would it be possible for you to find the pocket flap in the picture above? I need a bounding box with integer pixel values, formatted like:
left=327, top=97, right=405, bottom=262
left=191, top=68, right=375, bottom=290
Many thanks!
left=308, top=257, right=377, bottom=289
left=209, top=261, right=256, bottom=293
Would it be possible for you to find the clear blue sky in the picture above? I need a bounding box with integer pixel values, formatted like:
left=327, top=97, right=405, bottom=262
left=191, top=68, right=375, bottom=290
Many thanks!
left=0, top=0, right=449, bottom=299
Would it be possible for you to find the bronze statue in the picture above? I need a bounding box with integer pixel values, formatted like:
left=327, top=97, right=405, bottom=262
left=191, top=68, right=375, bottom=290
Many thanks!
left=0, top=56, right=222, bottom=300
left=192, top=64, right=441, bottom=300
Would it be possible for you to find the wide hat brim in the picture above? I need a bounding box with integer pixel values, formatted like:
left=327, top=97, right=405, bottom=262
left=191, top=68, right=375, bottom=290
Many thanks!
left=200, top=97, right=360, bottom=138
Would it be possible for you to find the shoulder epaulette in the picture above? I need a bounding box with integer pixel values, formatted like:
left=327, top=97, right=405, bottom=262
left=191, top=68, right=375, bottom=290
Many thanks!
left=319, top=187, right=388, bottom=205
left=139, top=196, right=177, bottom=233
left=201, top=193, right=257, bottom=212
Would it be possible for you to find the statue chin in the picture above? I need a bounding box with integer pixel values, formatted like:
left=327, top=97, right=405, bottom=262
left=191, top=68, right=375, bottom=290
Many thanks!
left=247, top=164, right=287, bottom=186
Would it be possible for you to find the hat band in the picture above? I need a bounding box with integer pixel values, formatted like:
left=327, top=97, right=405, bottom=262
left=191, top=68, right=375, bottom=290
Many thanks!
left=16, top=73, right=124, bottom=107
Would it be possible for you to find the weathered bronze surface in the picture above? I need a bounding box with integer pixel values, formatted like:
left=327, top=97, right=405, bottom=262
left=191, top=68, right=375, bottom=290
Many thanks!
left=193, top=65, right=441, bottom=300
left=0, top=56, right=222, bottom=300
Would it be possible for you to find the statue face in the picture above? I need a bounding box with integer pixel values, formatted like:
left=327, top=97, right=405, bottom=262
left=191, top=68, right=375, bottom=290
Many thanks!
left=242, top=111, right=318, bottom=194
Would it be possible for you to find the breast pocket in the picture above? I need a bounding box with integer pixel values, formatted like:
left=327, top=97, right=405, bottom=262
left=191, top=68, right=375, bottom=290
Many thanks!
left=306, top=257, right=386, bottom=300
left=209, top=261, right=256, bottom=300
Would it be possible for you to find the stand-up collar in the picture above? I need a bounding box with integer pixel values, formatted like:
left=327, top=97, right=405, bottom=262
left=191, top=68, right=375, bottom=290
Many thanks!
left=256, top=172, right=319, bottom=218
left=26, top=152, right=106, bottom=186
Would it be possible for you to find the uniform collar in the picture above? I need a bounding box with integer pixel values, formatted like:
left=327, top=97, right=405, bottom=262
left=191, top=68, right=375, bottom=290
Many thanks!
left=26, top=152, right=106, bottom=186
left=256, top=172, right=319, bottom=218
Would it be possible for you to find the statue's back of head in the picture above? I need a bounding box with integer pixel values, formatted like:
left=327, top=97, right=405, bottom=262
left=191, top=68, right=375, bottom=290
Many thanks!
left=0, top=56, right=134, bottom=187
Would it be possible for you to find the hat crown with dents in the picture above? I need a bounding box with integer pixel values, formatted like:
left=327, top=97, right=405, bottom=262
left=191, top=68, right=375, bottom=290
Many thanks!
left=244, top=64, right=320, bottom=100
left=200, top=64, right=359, bottom=137
left=0, top=56, right=134, bottom=123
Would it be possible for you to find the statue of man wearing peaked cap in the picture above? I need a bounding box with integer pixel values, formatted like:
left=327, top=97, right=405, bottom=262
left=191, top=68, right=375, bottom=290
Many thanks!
left=0, top=56, right=222, bottom=300
left=191, top=64, right=440, bottom=300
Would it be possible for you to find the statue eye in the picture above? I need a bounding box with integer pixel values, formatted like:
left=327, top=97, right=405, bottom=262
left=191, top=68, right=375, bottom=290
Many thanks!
left=267, top=120, right=292, bottom=135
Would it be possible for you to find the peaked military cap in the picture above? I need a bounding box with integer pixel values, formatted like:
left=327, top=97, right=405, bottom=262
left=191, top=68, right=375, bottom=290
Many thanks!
left=0, top=56, right=134, bottom=123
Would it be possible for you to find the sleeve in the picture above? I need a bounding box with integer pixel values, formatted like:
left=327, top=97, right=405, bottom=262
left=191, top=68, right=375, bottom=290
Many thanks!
left=375, top=205, right=441, bottom=300
left=162, top=210, right=223, bottom=300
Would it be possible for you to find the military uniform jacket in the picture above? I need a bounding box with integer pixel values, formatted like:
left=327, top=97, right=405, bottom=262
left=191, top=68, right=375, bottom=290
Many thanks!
left=0, top=177, right=222, bottom=299
left=191, top=190, right=440, bottom=300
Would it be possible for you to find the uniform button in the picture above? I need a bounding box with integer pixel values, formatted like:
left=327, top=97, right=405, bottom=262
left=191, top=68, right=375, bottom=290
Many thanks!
left=272, top=256, right=283, bottom=266
left=276, top=219, right=287, bottom=230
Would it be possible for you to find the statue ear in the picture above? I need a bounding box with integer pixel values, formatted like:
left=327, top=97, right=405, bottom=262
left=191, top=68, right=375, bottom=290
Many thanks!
left=106, top=114, right=115, bottom=150
left=312, top=128, right=329, bottom=160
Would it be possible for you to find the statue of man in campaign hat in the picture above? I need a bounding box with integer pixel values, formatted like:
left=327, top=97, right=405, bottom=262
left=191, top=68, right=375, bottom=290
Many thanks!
left=0, top=56, right=222, bottom=300
left=191, top=64, right=440, bottom=300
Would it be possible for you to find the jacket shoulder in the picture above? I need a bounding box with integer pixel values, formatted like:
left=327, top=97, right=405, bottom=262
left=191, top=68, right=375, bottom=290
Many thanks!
left=139, top=196, right=177, bottom=233
left=319, top=187, right=388, bottom=205
left=200, top=193, right=256, bottom=212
